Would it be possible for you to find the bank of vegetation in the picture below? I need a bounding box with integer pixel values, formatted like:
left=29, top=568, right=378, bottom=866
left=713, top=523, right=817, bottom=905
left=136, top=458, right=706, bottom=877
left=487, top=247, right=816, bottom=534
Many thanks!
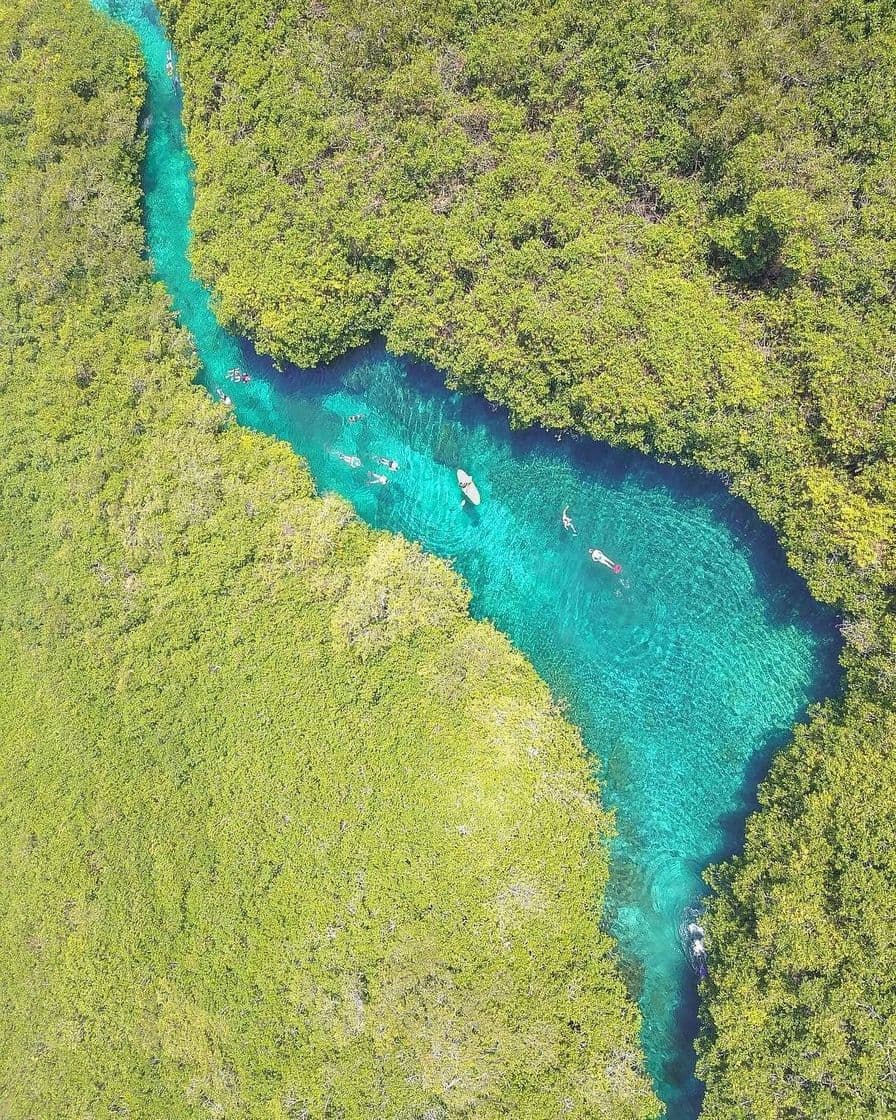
left=0, top=3, right=658, bottom=1117
left=156, top=0, right=896, bottom=1114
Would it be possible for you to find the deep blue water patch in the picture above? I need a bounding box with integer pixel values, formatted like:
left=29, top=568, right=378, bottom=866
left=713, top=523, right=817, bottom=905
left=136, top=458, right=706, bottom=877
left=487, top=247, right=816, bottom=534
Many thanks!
left=91, top=2, right=841, bottom=1114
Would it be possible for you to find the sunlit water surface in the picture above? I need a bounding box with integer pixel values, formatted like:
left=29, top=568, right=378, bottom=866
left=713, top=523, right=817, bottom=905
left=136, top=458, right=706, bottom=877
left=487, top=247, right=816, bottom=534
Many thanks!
left=92, top=2, right=841, bottom=1113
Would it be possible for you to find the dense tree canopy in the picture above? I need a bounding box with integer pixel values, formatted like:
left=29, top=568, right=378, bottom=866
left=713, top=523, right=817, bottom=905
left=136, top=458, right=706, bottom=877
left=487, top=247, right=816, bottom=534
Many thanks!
left=156, top=0, right=896, bottom=1114
left=0, top=3, right=658, bottom=1117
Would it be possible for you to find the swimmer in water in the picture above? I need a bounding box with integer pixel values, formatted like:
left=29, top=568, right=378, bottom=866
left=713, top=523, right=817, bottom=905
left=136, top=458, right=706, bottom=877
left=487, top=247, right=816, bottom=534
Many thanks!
left=347, top=413, right=366, bottom=423
left=367, top=471, right=388, bottom=485
left=562, top=506, right=577, bottom=535
left=373, top=456, right=399, bottom=471
left=335, top=451, right=362, bottom=468
left=590, top=548, right=622, bottom=574
left=215, top=388, right=232, bottom=406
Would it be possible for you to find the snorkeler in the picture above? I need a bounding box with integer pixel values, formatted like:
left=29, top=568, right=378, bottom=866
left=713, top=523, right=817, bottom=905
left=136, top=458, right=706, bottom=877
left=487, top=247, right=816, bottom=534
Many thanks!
left=335, top=451, right=362, bottom=468
left=367, top=471, right=388, bottom=485
left=685, top=919, right=709, bottom=979
left=373, top=456, right=400, bottom=471
left=589, top=547, right=622, bottom=574
left=347, top=413, right=366, bottom=423
left=562, top=506, right=577, bottom=534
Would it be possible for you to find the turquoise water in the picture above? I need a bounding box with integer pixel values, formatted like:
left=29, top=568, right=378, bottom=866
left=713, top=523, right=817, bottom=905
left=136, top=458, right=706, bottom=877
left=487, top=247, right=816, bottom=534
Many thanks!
left=93, top=2, right=840, bottom=1114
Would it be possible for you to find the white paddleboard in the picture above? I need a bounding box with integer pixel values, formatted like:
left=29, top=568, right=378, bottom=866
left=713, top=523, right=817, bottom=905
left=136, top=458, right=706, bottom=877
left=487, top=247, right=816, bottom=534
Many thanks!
left=456, top=468, right=481, bottom=506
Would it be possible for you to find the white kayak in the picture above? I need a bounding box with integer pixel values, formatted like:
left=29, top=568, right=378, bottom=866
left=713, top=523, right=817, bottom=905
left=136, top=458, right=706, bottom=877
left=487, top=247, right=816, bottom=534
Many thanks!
left=456, top=468, right=481, bottom=506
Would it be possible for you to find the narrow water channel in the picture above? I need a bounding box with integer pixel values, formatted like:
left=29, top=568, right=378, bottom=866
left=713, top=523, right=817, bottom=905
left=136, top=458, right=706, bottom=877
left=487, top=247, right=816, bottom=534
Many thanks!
left=92, top=2, right=841, bottom=1113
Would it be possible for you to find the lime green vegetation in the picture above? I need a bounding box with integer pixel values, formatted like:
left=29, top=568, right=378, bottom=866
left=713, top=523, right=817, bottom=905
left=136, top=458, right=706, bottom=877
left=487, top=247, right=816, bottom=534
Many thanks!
left=156, top=0, right=896, bottom=1115
left=0, top=3, right=659, bottom=1117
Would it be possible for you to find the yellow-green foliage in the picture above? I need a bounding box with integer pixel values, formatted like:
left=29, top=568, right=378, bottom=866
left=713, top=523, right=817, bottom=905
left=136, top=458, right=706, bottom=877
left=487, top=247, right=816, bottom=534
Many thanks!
left=0, top=3, right=659, bottom=1118
left=155, top=0, right=896, bottom=1114
left=699, top=705, right=896, bottom=1120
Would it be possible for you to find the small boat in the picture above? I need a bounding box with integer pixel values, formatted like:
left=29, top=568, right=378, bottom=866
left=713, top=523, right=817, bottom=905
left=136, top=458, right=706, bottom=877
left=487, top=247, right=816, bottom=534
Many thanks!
left=215, top=388, right=232, bottom=406
left=165, top=49, right=175, bottom=81
left=589, top=548, right=621, bottom=574
left=457, top=468, right=481, bottom=506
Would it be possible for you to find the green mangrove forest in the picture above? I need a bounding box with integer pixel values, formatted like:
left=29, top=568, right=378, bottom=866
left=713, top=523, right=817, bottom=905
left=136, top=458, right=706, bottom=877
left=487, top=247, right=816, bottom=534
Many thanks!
left=1, top=0, right=894, bottom=1117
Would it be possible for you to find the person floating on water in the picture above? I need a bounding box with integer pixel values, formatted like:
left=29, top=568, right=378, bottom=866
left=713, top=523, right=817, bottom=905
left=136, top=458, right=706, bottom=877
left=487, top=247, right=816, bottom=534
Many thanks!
left=215, top=388, right=232, bottom=406
left=562, top=506, right=577, bottom=535
left=227, top=368, right=251, bottom=383
left=686, top=921, right=709, bottom=980
left=589, top=547, right=622, bottom=574
left=335, top=451, right=362, bottom=468
left=367, top=471, right=388, bottom=486
left=165, top=49, right=180, bottom=91
left=373, top=456, right=399, bottom=471
left=347, top=414, right=366, bottom=424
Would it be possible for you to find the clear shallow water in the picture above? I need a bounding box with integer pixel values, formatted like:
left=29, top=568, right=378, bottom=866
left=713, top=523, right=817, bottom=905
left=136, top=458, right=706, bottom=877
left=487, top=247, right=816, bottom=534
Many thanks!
left=93, top=2, right=840, bottom=1113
